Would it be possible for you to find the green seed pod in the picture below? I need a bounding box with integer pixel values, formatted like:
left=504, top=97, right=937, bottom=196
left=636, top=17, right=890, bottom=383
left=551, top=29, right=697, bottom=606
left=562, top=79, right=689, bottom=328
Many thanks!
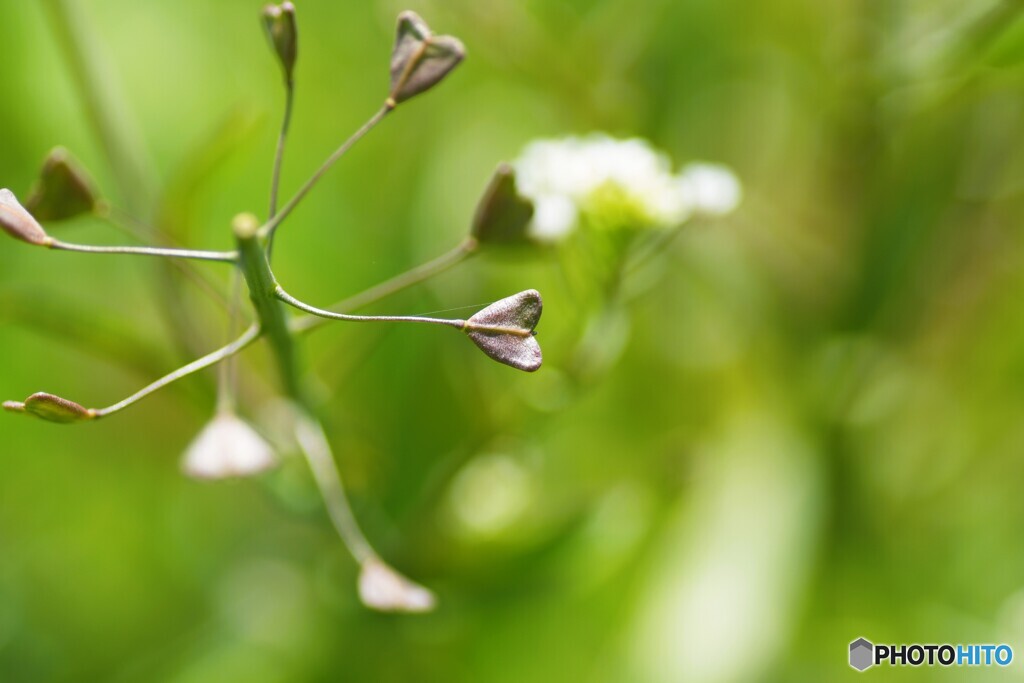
left=471, top=164, right=535, bottom=245
left=388, top=11, right=465, bottom=105
left=263, top=2, right=298, bottom=83
left=3, top=392, right=95, bottom=424
left=24, top=147, right=102, bottom=221
left=0, top=189, right=50, bottom=246
left=465, top=290, right=543, bottom=372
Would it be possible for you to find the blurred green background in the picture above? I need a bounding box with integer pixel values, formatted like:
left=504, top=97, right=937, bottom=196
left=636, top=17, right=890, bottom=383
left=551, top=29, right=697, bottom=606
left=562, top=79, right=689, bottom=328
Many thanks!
left=3, top=0, right=1024, bottom=681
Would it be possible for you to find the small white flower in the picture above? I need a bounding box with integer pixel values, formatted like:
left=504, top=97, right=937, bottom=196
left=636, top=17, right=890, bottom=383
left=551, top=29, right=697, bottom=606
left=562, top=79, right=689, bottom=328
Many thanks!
left=530, top=194, right=578, bottom=242
left=182, top=412, right=277, bottom=480
left=513, top=134, right=741, bottom=241
left=677, top=163, right=742, bottom=217
left=358, top=557, right=436, bottom=613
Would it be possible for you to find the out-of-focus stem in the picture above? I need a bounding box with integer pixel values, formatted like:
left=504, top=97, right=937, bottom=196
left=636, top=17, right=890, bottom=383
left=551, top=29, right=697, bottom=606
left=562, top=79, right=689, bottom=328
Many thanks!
left=216, top=272, right=244, bottom=413
left=294, top=412, right=375, bottom=563
left=43, top=0, right=154, bottom=214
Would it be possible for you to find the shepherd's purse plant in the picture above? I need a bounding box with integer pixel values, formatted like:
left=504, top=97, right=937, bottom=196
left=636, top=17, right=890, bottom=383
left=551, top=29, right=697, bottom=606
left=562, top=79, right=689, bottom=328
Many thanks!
left=1, top=4, right=546, bottom=613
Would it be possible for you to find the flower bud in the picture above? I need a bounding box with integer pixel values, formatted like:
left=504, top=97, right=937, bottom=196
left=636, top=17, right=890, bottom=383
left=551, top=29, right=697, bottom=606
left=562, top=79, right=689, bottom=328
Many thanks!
left=471, top=164, right=535, bottom=245
left=182, top=412, right=278, bottom=480
left=465, top=290, right=543, bottom=372
left=388, top=11, right=465, bottom=105
left=262, top=2, right=298, bottom=83
left=358, top=557, right=436, bottom=613
left=0, top=189, right=50, bottom=246
left=24, top=147, right=102, bottom=221
left=3, top=392, right=95, bottom=424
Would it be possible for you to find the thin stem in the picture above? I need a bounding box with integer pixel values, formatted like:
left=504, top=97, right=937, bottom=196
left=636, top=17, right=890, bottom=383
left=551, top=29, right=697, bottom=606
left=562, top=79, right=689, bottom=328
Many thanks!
left=94, top=325, right=261, bottom=418
left=292, top=238, right=478, bottom=334
left=234, top=218, right=302, bottom=398
left=47, top=239, right=238, bottom=263
left=268, top=83, right=295, bottom=220
left=294, top=412, right=375, bottom=564
left=275, top=286, right=467, bottom=330
left=260, top=105, right=392, bottom=241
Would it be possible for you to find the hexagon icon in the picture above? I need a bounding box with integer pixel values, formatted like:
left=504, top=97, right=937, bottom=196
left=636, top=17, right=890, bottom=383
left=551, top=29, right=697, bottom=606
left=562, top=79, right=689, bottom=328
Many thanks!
left=850, top=638, right=874, bottom=671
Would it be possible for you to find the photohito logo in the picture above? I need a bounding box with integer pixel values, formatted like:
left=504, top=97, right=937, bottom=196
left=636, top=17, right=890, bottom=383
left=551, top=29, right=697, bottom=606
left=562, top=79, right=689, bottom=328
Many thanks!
left=849, top=637, right=1013, bottom=672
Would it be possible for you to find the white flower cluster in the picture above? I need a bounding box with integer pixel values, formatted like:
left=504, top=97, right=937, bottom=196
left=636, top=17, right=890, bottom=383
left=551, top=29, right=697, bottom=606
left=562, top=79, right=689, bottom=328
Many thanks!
left=513, top=134, right=741, bottom=243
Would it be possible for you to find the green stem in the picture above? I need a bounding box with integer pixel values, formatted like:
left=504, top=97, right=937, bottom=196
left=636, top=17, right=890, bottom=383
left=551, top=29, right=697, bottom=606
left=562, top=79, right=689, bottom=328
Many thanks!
left=233, top=215, right=385, bottom=567
left=260, top=105, right=391, bottom=241
left=292, top=238, right=477, bottom=334
left=233, top=217, right=302, bottom=400
left=269, top=84, right=295, bottom=220
left=278, top=286, right=532, bottom=337
left=293, top=412, right=375, bottom=564
left=47, top=239, right=237, bottom=263
left=276, top=286, right=467, bottom=330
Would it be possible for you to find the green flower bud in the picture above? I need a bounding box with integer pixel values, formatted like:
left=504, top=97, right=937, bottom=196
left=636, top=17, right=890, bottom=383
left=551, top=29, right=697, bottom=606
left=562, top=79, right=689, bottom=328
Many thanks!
left=263, top=2, right=298, bottom=83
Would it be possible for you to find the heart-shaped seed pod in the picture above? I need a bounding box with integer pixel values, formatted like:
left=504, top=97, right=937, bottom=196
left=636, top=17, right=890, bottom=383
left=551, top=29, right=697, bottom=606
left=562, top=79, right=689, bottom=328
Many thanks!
left=389, top=11, right=465, bottom=105
left=464, top=289, right=543, bottom=372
